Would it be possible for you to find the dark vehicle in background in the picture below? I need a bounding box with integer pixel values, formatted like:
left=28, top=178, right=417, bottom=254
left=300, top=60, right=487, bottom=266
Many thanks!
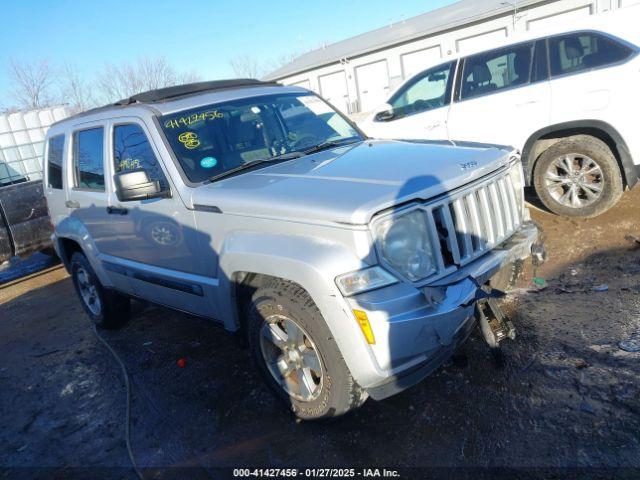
left=0, top=106, right=69, bottom=264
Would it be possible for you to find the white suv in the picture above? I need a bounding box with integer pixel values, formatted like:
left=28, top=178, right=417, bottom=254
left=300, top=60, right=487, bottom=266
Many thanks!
left=360, top=9, right=640, bottom=218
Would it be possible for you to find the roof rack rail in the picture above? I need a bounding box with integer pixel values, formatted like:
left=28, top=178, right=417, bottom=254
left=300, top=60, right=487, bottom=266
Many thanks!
left=114, top=79, right=281, bottom=105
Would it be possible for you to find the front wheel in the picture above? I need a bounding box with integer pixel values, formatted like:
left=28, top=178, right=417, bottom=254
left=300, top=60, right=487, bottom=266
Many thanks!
left=247, top=279, right=366, bottom=420
left=70, top=252, right=130, bottom=329
left=533, top=135, right=623, bottom=218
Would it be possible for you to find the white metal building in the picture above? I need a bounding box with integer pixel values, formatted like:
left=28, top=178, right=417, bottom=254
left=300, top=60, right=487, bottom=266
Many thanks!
left=264, top=0, right=640, bottom=115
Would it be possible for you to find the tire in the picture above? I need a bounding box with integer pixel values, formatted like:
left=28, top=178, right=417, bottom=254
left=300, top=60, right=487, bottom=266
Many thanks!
left=70, top=252, right=130, bottom=329
left=489, top=259, right=524, bottom=293
left=247, top=278, right=366, bottom=420
left=533, top=135, right=623, bottom=218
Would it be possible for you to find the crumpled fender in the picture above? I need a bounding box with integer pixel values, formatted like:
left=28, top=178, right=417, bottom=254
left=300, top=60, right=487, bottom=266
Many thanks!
left=218, top=231, right=385, bottom=387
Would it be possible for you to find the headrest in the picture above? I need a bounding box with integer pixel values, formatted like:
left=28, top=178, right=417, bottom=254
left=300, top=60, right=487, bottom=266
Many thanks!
left=513, top=53, right=529, bottom=74
left=564, top=37, right=584, bottom=60
left=471, top=63, right=492, bottom=84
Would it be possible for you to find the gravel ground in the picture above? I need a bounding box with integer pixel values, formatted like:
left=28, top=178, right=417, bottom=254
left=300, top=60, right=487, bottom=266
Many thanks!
left=1, top=188, right=639, bottom=479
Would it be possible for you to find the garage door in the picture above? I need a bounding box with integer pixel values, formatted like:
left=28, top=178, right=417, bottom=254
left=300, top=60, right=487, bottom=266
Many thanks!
left=527, top=5, right=592, bottom=30
left=288, top=79, right=312, bottom=91
left=456, top=29, right=507, bottom=54
left=355, top=60, right=390, bottom=113
left=318, top=70, right=350, bottom=114
left=401, top=46, right=442, bottom=80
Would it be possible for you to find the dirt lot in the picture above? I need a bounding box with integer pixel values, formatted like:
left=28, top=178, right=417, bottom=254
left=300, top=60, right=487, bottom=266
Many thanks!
left=1, top=189, right=639, bottom=479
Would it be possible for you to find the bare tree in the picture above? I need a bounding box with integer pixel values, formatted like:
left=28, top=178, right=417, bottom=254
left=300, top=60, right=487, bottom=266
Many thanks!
left=229, top=54, right=263, bottom=79
left=96, top=56, right=201, bottom=103
left=265, top=52, right=298, bottom=73
left=7, top=59, right=56, bottom=110
left=59, top=64, right=96, bottom=113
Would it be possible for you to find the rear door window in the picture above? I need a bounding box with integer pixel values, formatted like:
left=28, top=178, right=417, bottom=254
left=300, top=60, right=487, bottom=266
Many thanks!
left=460, top=42, right=535, bottom=100
left=47, top=135, right=65, bottom=189
left=548, top=32, right=634, bottom=77
left=73, top=127, right=105, bottom=190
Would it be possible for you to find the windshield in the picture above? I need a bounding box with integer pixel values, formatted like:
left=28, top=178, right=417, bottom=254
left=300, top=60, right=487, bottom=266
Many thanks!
left=159, top=92, right=362, bottom=183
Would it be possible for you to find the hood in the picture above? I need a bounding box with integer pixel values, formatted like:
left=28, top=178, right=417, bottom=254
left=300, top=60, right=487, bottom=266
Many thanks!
left=191, top=139, right=514, bottom=225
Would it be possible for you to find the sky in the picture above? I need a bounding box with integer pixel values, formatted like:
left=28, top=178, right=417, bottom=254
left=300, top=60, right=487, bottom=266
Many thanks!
left=0, top=0, right=457, bottom=108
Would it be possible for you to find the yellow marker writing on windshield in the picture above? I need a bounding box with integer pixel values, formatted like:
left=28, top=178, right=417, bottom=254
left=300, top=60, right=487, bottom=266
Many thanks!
left=178, top=131, right=200, bottom=149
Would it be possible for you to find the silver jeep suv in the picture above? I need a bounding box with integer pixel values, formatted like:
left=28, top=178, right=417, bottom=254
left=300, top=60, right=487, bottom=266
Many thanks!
left=44, top=80, right=542, bottom=419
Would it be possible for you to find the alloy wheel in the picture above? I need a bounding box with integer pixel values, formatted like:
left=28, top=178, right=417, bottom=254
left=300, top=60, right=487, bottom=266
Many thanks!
left=544, top=153, right=604, bottom=208
left=76, top=266, right=102, bottom=317
left=259, top=314, right=324, bottom=402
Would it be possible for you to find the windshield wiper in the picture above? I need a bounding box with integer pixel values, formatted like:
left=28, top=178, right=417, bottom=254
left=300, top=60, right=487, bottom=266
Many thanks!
left=205, top=151, right=305, bottom=183
left=205, top=138, right=360, bottom=183
left=300, top=137, right=361, bottom=155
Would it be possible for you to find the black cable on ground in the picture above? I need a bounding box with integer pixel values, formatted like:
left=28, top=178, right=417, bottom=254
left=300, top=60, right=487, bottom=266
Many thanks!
left=92, top=324, right=146, bottom=480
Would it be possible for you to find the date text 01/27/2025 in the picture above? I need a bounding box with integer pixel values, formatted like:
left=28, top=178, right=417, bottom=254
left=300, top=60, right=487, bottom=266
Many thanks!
left=232, top=468, right=401, bottom=478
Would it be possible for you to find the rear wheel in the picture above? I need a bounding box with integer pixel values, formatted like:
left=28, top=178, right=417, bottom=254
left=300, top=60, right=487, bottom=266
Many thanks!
left=70, top=252, right=130, bottom=329
left=533, top=135, right=623, bottom=218
left=247, top=278, right=366, bottom=420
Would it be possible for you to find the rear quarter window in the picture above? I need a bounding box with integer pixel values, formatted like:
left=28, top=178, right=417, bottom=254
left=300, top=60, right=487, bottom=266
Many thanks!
left=549, top=32, right=635, bottom=77
left=47, top=135, right=65, bottom=189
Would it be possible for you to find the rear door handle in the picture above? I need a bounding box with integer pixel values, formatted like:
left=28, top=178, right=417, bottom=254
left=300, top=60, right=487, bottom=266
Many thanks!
left=106, top=206, right=128, bottom=215
left=516, top=100, right=539, bottom=107
left=65, top=200, right=80, bottom=209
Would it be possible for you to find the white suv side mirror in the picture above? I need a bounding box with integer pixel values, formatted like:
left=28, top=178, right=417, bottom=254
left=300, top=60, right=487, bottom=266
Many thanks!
left=372, top=103, right=394, bottom=122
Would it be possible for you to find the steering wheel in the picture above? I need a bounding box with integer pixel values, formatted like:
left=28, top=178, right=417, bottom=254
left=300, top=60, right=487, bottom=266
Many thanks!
left=290, top=133, right=321, bottom=150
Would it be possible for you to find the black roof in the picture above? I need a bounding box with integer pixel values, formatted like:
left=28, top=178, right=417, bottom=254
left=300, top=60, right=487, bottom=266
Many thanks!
left=114, top=79, right=281, bottom=105
left=53, top=79, right=285, bottom=125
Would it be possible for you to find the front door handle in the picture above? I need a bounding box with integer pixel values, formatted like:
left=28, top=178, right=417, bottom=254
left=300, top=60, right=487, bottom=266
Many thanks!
left=106, top=206, right=128, bottom=215
left=425, top=121, right=442, bottom=131
left=65, top=200, right=80, bottom=209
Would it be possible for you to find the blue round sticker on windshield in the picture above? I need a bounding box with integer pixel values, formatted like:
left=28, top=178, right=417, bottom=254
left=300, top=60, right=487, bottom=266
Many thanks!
left=200, top=157, right=218, bottom=168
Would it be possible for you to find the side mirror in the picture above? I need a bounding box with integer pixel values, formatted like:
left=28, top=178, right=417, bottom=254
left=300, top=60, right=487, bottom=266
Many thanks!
left=113, top=169, right=169, bottom=202
left=373, top=103, right=395, bottom=122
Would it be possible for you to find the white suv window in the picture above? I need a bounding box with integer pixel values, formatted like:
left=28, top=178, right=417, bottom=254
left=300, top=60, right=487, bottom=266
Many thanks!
left=549, top=32, right=634, bottom=77
left=461, top=42, right=535, bottom=100
left=387, top=61, right=454, bottom=119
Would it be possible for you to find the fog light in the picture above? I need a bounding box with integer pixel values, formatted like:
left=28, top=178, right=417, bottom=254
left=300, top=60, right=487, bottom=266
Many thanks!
left=353, top=310, right=376, bottom=344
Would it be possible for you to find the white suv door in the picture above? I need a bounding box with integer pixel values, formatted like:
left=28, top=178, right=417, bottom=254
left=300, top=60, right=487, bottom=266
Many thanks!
left=362, top=61, right=455, bottom=141
left=447, top=40, right=551, bottom=150
left=547, top=31, right=634, bottom=127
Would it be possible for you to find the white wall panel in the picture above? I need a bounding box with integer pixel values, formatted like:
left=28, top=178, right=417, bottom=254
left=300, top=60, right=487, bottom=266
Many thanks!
left=319, top=70, right=350, bottom=113
left=401, top=46, right=442, bottom=79
left=527, top=5, right=593, bottom=30
left=456, top=28, right=508, bottom=54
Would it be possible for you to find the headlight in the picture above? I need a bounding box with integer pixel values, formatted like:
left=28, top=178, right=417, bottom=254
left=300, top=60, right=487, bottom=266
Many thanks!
left=336, top=266, right=398, bottom=296
left=375, top=210, right=436, bottom=281
left=509, top=157, right=525, bottom=215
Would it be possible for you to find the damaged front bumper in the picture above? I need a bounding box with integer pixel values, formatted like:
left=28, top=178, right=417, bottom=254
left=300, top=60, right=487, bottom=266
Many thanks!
left=345, top=220, right=544, bottom=400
